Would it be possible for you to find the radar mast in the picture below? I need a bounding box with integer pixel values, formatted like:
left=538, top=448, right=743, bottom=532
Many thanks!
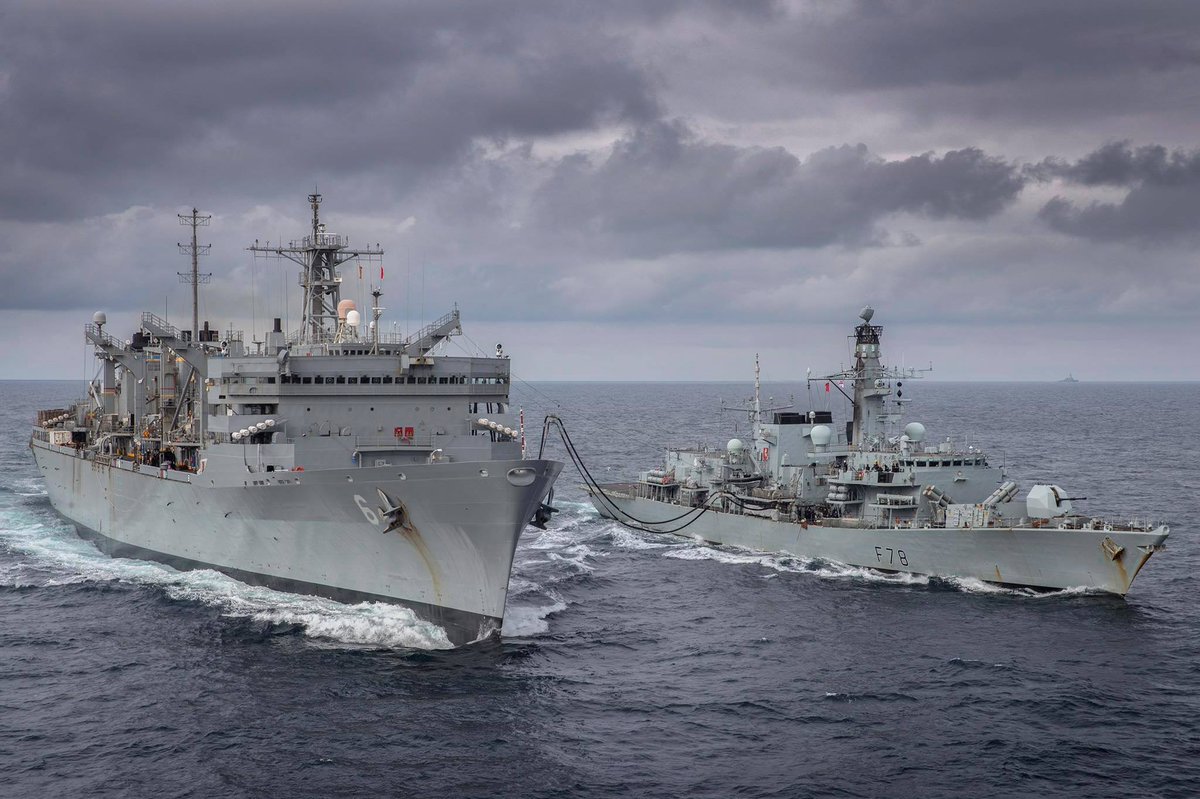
left=248, top=194, right=384, bottom=344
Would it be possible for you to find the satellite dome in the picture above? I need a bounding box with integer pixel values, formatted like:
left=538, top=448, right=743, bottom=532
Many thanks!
left=726, top=438, right=745, bottom=454
left=809, top=424, right=833, bottom=446
left=346, top=309, right=361, bottom=328
left=92, top=311, right=107, bottom=326
left=337, top=299, right=356, bottom=321
left=904, top=422, right=926, bottom=443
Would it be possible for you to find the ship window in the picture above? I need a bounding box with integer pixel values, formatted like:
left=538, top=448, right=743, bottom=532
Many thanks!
left=266, top=377, right=275, bottom=384
left=953, top=459, right=962, bottom=466
left=439, top=377, right=448, bottom=384
left=302, top=377, right=311, bottom=384
left=371, top=377, right=382, bottom=384
left=383, top=376, right=393, bottom=384
left=336, top=376, right=345, bottom=384
left=348, top=377, right=358, bottom=384
left=362, top=375, right=370, bottom=383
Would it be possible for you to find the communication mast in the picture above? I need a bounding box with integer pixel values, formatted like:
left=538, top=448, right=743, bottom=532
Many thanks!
left=248, top=193, right=383, bottom=344
left=177, top=208, right=213, bottom=343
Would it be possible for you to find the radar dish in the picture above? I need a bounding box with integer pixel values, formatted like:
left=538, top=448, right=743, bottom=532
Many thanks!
left=809, top=425, right=833, bottom=446
left=860, top=305, right=874, bottom=323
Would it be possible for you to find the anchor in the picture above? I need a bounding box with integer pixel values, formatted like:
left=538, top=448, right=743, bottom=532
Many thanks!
left=376, top=487, right=416, bottom=535
left=530, top=496, right=559, bottom=531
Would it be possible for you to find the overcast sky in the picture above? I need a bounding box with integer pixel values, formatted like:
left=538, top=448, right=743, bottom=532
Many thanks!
left=2, top=0, right=1198, bottom=381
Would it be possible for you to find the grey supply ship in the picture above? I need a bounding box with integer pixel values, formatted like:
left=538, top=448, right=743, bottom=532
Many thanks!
left=586, top=307, right=1167, bottom=594
left=30, top=195, right=562, bottom=646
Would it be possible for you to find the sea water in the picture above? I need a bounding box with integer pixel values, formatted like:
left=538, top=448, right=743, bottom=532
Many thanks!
left=2, top=379, right=1197, bottom=798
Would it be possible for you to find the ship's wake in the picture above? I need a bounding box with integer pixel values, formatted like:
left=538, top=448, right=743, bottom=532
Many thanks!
left=592, top=514, right=1108, bottom=599
left=0, top=496, right=454, bottom=650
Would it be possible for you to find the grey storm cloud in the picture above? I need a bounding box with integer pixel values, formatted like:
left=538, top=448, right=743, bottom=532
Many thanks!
left=531, top=122, right=1025, bottom=256
left=1035, top=142, right=1200, bottom=242
left=0, top=0, right=662, bottom=222
left=0, top=0, right=1198, bottom=379
left=762, top=1, right=1200, bottom=92
left=637, top=0, right=1200, bottom=144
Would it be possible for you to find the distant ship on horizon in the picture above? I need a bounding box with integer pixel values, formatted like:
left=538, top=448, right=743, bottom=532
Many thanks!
left=1060, top=374, right=1079, bottom=383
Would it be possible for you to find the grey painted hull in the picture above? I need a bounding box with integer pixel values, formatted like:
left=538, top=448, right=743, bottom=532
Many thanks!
left=32, top=439, right=561, bottom=646
left=590, top=490, right=1166, bottom=595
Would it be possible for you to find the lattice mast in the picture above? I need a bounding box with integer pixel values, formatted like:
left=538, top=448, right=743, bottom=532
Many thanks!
left=177, top=208, right=212, bottom=342
left=247, top=193, right=383, bottom=344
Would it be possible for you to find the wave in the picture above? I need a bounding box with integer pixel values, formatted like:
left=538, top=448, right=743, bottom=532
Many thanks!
left=0, top=504, right=452, bottom=650
left=662, top=544, right=932, bottom=586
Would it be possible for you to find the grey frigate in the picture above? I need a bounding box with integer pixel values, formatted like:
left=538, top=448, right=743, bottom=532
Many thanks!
left=586, top=307, right=1167, bottom=594
left=30, top=194, right=562, bottom=646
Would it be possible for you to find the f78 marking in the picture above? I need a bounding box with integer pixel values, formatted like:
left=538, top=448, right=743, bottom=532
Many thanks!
left=874, top=546, right=910, bottom=567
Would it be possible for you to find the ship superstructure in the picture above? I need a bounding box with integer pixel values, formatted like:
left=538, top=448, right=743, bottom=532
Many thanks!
left=586, top=307, right=1167, bottom=594
left=31, top=195, right=561, bottom=646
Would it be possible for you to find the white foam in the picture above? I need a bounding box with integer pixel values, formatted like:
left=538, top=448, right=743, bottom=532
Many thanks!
left=661, top=543, right=931, bottom=586
left=0, top=505, right=452, bottom=650
left=546, top=543, right=600, bottom=573
left=8, top=477, right=47, bottom=497
left=607, top=526, right=674, bottom=551
left=247, top=598, right=452, bottom=650
left=943, top=576, right=1020, bottom=595
left=524, top=526, right=587, bottom=551
left=502, top=597, right=568, bottom=637
left=942, top=576, right=1102, bottom=599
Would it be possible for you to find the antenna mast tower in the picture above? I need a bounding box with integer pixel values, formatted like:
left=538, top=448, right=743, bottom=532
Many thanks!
left=248, top=193, right=383, bottom=344
left=177, top=208, right=213, bottom=342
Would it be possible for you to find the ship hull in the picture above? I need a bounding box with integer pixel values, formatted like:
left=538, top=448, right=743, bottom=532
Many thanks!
left=32, top=439, right=561, bottom=647
left=590, top=490, right=1167, bottom=595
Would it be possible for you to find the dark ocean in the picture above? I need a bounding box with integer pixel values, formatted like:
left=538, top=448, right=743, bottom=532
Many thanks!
left=2, top=379, right=1197, bottom=799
